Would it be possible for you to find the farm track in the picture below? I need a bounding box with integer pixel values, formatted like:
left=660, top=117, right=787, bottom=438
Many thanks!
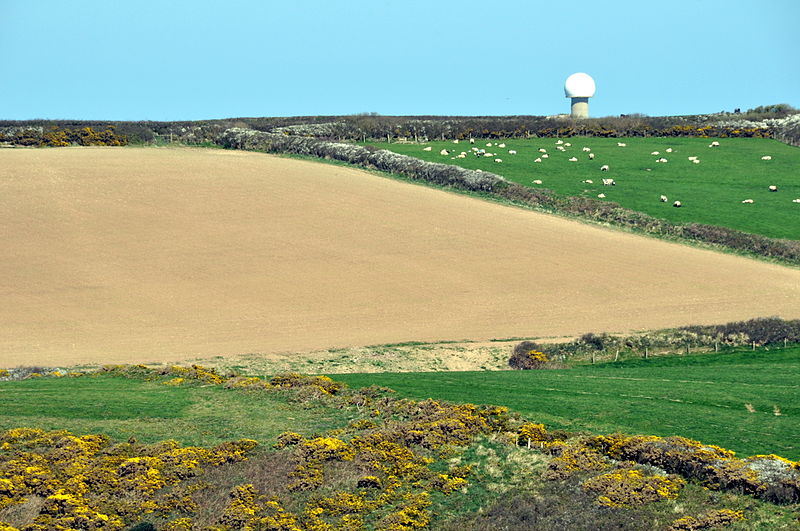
left=2, top=147, right=800, bottom=367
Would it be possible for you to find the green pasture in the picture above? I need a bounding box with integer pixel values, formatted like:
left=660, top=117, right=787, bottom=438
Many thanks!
left=0, top=376, right=352, bottom=446
left=370, top=137, right=800, bottom=240
left=334, top=347, right=800, bottom=460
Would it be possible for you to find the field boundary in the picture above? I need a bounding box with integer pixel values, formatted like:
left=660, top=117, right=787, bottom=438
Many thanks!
left=213, top=128, right=800, bottom=267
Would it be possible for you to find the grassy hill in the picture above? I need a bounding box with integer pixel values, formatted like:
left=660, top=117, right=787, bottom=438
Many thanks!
left=335, top=347, right=800, bottom=460
left=371, top=137, right=800, bottom=240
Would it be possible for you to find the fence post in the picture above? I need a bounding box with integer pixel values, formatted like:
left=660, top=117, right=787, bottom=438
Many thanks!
left=685, top=344, right=690, bottom=355
left=614, top=349, right=619, bottom=362
left=715, top=341, right=719, bottom=352
left=644, top=346, right=648, bottom=359
left=752, top=341, right=756, bottom=351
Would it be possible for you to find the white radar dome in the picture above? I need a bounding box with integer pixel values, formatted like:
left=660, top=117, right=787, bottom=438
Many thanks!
left=564, top=73, right=596, bottom=98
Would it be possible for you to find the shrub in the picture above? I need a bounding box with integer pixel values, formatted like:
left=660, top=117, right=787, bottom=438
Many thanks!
left=668, top=509, right=745, bottom=530
left=508, top=341, right=549, bottom=370
left=581, top=468, right=685, bottom=507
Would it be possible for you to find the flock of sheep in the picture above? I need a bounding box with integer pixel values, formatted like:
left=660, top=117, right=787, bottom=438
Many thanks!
left=424, top=138, right=798, bottom=207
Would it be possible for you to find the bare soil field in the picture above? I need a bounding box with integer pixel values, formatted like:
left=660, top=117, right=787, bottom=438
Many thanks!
left=2, top=147, right=799, bottom=367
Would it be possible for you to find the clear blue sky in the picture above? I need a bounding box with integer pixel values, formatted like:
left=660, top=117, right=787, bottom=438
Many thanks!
left=1, top=0, right=798, bottom=120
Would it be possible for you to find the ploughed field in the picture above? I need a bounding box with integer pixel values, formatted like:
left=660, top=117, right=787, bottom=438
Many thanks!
left=373, top=137, right=800, bottom=239
left=2, top=147, right=800, bottom=366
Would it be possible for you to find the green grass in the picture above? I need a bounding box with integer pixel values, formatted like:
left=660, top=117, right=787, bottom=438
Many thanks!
left=0, top=376, right=353, bottom=446
left=333, top=347, right=800, bottom=460
left=370, top=137, right=800, bottom=240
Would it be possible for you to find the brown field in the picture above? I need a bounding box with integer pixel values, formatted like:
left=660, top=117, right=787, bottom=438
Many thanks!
left=2, top=147, right=799, bottom=367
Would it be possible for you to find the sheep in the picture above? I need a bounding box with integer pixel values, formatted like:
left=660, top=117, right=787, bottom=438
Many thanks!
left=556, top=146, right=566, bottom=151
left=709, top=141, right=720, bottom=147
left=768, top=185, right=778, bottom=192
left=534, top=158, right=542, bottom=163
left=542, top=154, right=549, bottom=159
left=582, top=179, right=594, bottom=184
left=483, top=153, right=494, bottom=157
left=582, top=147, right=591, bottom=152
left=565, top=142, right=572, bottom=147
left=569, top=157, right=578, bottom=162
left=469, top=138, right=475, bottom=144
left=761, top=155, right=772, bottom=160
left=600, top=164, right=610, bottom=171
left=439, top=149, right=449, bottom=155
left=792, top=198, right=800, bottom=203
left=588, top=153, right=595, bottom=160
left=657, top=157, right=668, bottom=163
left=673, top=201, right=682, bottom=207
left=617, top=142, right=627, bottom=147
left=651, top=151, right=660, bottom=155
left=597, top=193, right=606, bottom=198
left=453, top=139, right=459, bottom=144
left=687, top=156, right=698, bottom=161
left=508, top=150, right=517, bottom=155
left=692, top=159, right=700, bottom=164
left=602, top=178, right=616, bottom=186
left=495, top=158, right=504, bottom=163
left=456, top=154, right=466, bottom=158
left=423, top=146, right=432, bottom=151
left=498, top=143, right=506, bottom=148
left=556, top=140, right=564, bottom=145
left=666, top=148, right=673, bottom=153
left=486, top=142, right=493, bottom=147
left=538, top=148, right=547, bottom=153
left=533, top=179, right=543, bottom=184
left=660, top=195, right=668, bottom=202
left=741, top=199, right=754, bottom=204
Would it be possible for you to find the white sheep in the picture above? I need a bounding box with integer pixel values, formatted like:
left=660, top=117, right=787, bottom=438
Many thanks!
left=666, top=148, right=673, bottom=153
left=483, top=153, right=493, bottom=157
left=494, top=158, right=503, bottom=163
left=453, top=139, right=459, bottom=144
left=486, top=142, right=493, bottom=147
left=538, top=148, right=547, bottom=153
left=439, top=149, right=449, bottom=155
left=741, top=199, right=754, bottom=204
left=582, top=147, right=591, bottom=152
left=534, top=158, right=542, bottom=163
left=542, top=154, right=549, bottom=159
left=660, top=195, right=668, bottom=202
left=709, top=141, right=720, bottom=147
left=423, top=146, right=432, bottom=151
left=597, top=193, right=606, bottom=198
left=692, top=159, right=700, bottom=164
left=456, top=154, right=466, bottom=158
left=508, top=150, right=517, bottom=155
left=688, top=156, right=698, bottom=161
left=761, top=155, right=772, bottom=160
left=617, top=142, right=627, bottom=147
left=556, top=146, right=566, bottom=151
left=768, top=185, right=778, bottom=192
left=657, top=157, right=668, bottom=163
left=600, top=164, right=610, bottom=171
left=533, top=179, right=543, bottom=184
left=498, top=143, right=506, bottom=148
left=569, top=157, right=578, bottom=162
left=651, top=151, right=660, bottom=155
left=564, top=142, right=572, bottom=147
left=469, top=138, right=475, bottom=144
left=582, top=179, right=594, bottom=184
left=556, top=140, right=564, bottom=145
left=792, top=198, right=800, bottom=203
left=588, top=153, right=595, bottom=160
left=602, top=178, right=616, bottom=186
left=673, top=201, right=682, bottom=207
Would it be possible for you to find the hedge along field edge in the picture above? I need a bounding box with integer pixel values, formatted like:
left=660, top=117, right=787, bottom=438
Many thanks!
left=212, top=128, right=800, bottom=267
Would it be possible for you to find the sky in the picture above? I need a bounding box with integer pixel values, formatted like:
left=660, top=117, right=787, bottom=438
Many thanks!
left=1, top=0, right=798, bottom=121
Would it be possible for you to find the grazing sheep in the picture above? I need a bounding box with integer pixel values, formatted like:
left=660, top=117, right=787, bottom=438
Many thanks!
left=453, top=139, right=459, bottom=144
left=657, top=157, right=668, bottom=163
left=456, top=154, right=466, bottom=158
left=660, top=195, right=668, bottom=202
left=709, top=141, right=720, bottom=147
left=582, top=179, right=594, bottom=184
left=494, top=158, right=503, bottom=163
left=565, top=142, right=572, bottom=147
left=589, top=153, right=595, bottom=159
left=597, top=193, right=606, bottom=198
left=483, top=153, right=494, bottom=157
left=534, top=158, right=542, bottom=163
left=538, top=148, right=547, bottom=153
left=486, top=143, right=493, bottom=147
left=617, top=142, right=627, bottom=147
left=673, top=201, right=682, bottom=207
left=533, top=179, right=543, bottom=184
left=423, top=146, right=432, bottom=151
left=556, top=140, right=564, bottom=145
left=688, top=156, right=698, bottom=160
left=742, top=199, right=754, bottom=204
left=602, top=178, right=616, bottom=186
left=440, top=149, right=449, bottom=155
left=469, top=138, right=475, bottom=144
left=582, top=147, right=591, bottom=152
left=761, top=155, right=772, bottom=160
left=600, top=164, right=610, bottom=171
left=651, top=151, right=660, bottom=155
left=792, top=198, right=800, bottom=203
left=769, top=185, right=778, bottom=192
left=498, top=143, right=506, bottom=148
left=542, top=154, right=549, bottom=159
left=508, top=150, right=517, bottom=155
left=556, top=146, right=566, bottom=151
left=692, top=159, right=700, bottom=164
left=666, top=148, right=673, bottom=153
left=569, top=157, right=578, bottom=162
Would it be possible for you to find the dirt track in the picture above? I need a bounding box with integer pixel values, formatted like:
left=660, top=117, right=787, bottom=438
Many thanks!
left=2, top=147, right=799, bottom=367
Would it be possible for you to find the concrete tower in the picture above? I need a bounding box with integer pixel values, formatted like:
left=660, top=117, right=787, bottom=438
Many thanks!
left=564, top=73, right=596, bottom=119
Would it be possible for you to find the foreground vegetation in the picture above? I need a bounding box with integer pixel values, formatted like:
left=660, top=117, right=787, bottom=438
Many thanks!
left=1, top=362, right=798, bottom=529
left=372, top=137, right=800, bottom=240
